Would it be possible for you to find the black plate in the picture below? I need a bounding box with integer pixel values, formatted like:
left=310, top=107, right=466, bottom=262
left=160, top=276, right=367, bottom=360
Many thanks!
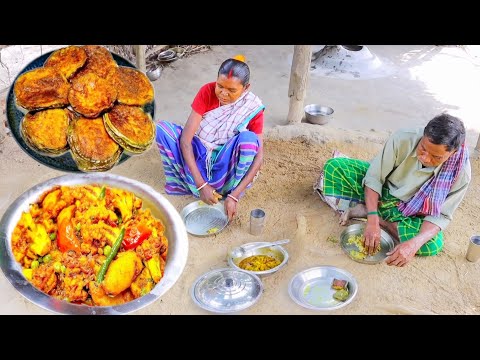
left=6, top=48, right=155, bottom=173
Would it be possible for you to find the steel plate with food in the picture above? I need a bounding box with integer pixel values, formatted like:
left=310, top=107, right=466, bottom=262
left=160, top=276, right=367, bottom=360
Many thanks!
left=0, top=174, right=188, bottom=314
left=180, top=200, right=229, bottom=237
left=288, top=266, right=358, bottom=311
left=6, top=45, right=156, bottom=173
left=340, top=223, right=396, bottom=264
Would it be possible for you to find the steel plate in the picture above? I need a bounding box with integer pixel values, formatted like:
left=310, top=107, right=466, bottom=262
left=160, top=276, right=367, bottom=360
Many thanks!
left=340, top=223, right=396, bottom=264
left=6, top=48, right=155, bottom=173
left=180, top=200, right=228, bottom=237
left=288, top=266, right=358, bottom=311
left=0, top=173, right=188, bottom=315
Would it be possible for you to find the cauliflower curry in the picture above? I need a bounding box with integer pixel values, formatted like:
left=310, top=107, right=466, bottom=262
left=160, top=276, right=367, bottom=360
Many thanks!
left=11, top=184, right=168, bottom=306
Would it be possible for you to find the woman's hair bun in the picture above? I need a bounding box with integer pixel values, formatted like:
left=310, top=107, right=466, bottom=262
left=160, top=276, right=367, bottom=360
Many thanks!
left=232, top=54, right=246, bottom=63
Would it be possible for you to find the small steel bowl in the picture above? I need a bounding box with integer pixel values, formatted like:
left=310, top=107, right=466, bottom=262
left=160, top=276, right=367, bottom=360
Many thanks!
left=146, top=66, right=162, bottom=81
left=158, top=50, right=176, bottom=61
left=227, top=241, right=289, bottom=277
left=304, top=104, right=334, bottom=125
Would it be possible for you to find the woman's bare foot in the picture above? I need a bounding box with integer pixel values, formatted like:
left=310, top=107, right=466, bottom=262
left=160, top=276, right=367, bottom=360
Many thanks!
left=339, top=203, right=367, bottom=225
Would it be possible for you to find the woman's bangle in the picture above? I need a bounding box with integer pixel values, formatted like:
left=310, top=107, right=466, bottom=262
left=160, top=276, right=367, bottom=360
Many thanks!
left=197, top=182, right=208, bottom=191
left=367, top=211, right=379, bottom=216
left=227, top=194, right=239, bottom=203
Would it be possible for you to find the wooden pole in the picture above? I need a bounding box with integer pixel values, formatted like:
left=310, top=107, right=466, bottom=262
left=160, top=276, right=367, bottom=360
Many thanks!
left=476, top=133, right=480, bottom=152
left=135, top=45, right=146, bottom=73
left=287, top=45, right=312, bottom=124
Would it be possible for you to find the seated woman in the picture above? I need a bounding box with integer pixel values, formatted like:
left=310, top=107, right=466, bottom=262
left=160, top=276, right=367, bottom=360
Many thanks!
left=156, top=55, right=265, bottom=220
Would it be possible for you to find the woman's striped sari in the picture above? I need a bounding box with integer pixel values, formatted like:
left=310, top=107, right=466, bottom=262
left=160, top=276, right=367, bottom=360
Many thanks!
left=156, top=121, right=259, bottom=197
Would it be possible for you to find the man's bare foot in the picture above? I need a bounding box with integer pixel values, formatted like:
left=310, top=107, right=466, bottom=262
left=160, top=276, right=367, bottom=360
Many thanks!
left=339, top=203, right=367, bottom=226
left=379, top=218, right=400, bottom=242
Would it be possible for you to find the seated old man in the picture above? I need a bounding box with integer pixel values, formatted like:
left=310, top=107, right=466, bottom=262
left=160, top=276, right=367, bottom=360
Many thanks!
left=319, top=113, right=471, bottom=267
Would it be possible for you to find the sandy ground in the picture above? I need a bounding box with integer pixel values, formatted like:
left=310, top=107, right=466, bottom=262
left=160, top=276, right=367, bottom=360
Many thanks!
left=1, top=45, right=480, bottom=315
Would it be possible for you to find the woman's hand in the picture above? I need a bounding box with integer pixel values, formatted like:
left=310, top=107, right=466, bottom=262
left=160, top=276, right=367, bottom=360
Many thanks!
left=199, top=184, right=222, bottom=205
left=364, top=218, right=381, bottom=255
left=224, top=196, right=238, bottom=221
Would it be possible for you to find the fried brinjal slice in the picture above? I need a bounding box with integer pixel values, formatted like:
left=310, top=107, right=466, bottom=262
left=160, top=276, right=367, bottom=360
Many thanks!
left=103, top=104, right=155, bottom=154
left=76, top=45, right=118, bottom=79
left=331, top=278, right=348, bottom=290
left=68, top=117, right=122, bottom=171
left=114, top=66, right=154, bottom=106
left=43, top=46, right=88, bottom=79
left=14, top=67, right=70, bottom=111
left=68, top=72, right=117, bottom=118
left=21, top=108, right=71, bottom=155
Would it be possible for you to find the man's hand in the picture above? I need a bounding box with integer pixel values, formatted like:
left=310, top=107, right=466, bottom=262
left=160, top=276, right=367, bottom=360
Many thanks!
left=364, top=219, right=381, bottom=255
left=224, top=197, right=237, bottom=221
left=385, top=240, right=418, bottom=267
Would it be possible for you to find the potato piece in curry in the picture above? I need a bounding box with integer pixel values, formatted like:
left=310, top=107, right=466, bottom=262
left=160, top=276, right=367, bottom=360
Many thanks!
left=102, top=251, right=143, bottom=296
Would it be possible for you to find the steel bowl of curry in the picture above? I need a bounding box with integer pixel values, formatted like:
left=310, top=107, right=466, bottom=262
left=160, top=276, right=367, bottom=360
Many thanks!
left=227, top=241, right=289, bottom=277
left=0, top=173, right=188, bottom=314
